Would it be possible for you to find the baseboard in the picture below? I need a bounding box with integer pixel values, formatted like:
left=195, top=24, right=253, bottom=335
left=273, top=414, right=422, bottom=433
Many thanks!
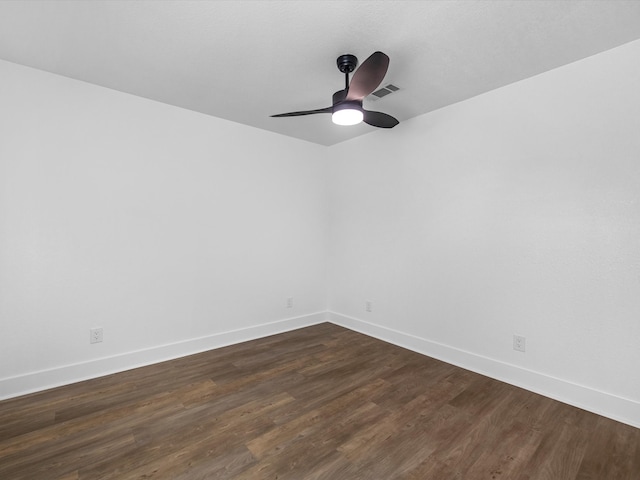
left=0, top=312, right=328, bottom=401
left=327, top=311, right=640, bottom=429
left=5, top=310, right=638, bottom=429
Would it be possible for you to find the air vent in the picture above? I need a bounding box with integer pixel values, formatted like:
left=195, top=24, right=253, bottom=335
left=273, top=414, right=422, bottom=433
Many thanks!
left=370, top=84, right=400, bottom=100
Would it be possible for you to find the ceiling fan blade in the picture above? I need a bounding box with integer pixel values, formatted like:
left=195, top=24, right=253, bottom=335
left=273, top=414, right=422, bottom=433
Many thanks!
left=346, top=51, right=389, bottom=101
left=363, top=110, right=399, bottom=129
left=271, top=107, right=332, bottom=117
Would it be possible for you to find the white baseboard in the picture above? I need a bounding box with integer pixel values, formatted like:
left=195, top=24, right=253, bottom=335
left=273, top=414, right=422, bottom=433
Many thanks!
left=0, top=312, right=328, bottom=401
left=327, top=311, right=640, bottom=429
left=4, top=310, right=638, bottom=429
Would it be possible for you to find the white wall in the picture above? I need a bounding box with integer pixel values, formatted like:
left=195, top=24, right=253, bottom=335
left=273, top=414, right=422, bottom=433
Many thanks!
left=327, top=40, right=640, bottom=427
left=0, top=60, right=327, bottom=397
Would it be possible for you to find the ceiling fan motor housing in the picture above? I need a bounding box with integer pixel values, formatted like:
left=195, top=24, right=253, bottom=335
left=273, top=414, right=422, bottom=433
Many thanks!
left=332, top=89, right=348, bottom=104
left=333, top=99, right=362, bottom=113
left=332, top=90, right=362, bottom=111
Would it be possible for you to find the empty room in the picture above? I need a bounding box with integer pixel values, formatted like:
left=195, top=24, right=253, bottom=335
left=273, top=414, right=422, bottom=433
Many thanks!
left=1, top=1, right=640, bottom=478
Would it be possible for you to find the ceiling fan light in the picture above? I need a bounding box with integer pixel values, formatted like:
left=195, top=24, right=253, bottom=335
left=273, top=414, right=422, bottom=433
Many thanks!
left=332, top=105, right=363, bottom=126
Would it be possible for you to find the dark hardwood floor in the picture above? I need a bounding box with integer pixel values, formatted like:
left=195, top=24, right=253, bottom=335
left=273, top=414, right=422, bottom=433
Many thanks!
left=1, top=322, right=638, bottom=479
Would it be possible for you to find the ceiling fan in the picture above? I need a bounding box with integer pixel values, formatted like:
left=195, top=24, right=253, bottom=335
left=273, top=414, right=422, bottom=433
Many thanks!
left=271, top=51, right=399, bottom=128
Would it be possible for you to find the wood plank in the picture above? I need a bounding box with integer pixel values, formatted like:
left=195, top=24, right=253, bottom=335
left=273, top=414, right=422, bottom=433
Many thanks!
left=0, top=323, right=638, bottom=480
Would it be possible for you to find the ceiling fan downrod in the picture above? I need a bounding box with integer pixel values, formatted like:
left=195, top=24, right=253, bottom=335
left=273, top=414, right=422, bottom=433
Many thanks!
left=336, top=54, right=358, bottom=91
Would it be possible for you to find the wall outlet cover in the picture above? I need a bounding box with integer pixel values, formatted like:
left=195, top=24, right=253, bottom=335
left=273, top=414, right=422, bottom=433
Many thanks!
left=90, top=327, right=103, bottom=344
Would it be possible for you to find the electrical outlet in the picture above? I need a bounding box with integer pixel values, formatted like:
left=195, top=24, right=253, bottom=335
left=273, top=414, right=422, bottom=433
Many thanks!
left=286, top=297, right=294, bottom=309
left=513, top=334, right=526, bottom=352
left=365, top=300, right=373, bottom=313
left=90, top=327, right=103, bottom=344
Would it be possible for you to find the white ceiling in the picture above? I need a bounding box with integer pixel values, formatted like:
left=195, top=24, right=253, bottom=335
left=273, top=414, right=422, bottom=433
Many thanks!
left=1, top=1, right=640, bottom=146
